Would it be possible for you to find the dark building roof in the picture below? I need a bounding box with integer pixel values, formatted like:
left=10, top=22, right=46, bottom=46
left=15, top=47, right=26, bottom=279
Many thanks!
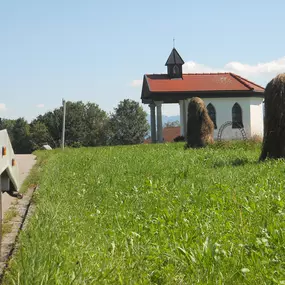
left=165, top=48, right=185, bottom=66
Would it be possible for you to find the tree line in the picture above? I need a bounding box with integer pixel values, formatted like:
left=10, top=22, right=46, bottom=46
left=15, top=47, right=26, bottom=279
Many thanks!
left=0, top=99, right=149, bottom=154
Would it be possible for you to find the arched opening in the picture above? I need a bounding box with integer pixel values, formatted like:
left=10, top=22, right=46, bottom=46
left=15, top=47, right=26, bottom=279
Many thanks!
left=173, top=65, right=179, bottom=76
left=207, top=103, right=217, bottom=129
left=232, top=103, right=243, bottom=128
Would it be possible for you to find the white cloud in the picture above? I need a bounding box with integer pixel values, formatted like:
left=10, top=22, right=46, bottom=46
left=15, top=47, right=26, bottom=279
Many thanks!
left=183, top=61, right=220, bottom=73
left=183, top=57, right=285, bottom=86
left=224, top=57, right=285, bottom=75
left=36, top=104, right=45, bottom=108
left=130, top=79, right=143, bottom=87
left=0, top=103, right=7, bottom=111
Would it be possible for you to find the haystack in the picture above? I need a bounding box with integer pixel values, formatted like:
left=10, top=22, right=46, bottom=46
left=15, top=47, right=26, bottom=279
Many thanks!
left=260, top=73, right=285, bottom=161
left=186, top=97, right=214, bottom=148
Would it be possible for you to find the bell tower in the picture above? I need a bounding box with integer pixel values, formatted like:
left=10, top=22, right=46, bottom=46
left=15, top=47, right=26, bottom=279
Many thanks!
left=165, top=48, right=184, bottom=79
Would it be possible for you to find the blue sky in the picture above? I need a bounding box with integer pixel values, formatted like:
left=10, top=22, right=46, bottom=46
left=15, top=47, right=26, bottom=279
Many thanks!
left=0, top=0, right=285, bottom=121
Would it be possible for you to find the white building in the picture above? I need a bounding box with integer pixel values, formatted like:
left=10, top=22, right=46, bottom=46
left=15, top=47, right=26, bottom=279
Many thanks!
left=141, top=48, right=264, bottom=142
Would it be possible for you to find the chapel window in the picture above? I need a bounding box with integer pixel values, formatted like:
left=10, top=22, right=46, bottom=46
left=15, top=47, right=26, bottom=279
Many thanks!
left=232, top=103, right=243, bottom=128
left=207, top=103, right=217, bottom=129
left=173, top=65, right=179, bottom=75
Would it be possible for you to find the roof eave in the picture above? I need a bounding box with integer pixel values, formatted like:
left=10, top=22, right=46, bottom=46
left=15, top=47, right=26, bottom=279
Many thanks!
left=142, top=90, right=264, bottom=103
left=149, top=89, right=264, bottom=94
left=141, top=75, right=153, bottom=101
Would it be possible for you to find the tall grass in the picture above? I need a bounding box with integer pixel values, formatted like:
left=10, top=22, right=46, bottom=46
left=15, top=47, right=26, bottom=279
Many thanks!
left=4, top=142, right=285, bottom=284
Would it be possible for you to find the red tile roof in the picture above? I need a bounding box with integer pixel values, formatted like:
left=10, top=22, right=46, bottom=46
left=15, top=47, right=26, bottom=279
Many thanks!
left=143, top=138, right=151, bottom=144
left=163, top=126, right=181, bottom=142
left=145, top=73, right=264, bottom=93
left=143, top=127, right=181, bottom=144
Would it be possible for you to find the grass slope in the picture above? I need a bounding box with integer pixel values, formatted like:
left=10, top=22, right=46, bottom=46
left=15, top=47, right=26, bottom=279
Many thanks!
left=4, top=142, right=285, bottom=284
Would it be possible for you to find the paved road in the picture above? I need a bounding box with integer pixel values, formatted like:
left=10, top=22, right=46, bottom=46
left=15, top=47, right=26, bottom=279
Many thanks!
left=2, top=155, right=36, bottom=216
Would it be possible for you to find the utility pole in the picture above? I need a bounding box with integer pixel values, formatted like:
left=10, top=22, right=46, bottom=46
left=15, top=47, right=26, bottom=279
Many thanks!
left=62, top=99, right=66, bottom=150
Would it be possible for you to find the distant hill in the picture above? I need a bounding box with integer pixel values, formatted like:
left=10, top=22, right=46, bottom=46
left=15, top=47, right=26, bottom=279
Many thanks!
left=146, top=114, right=180, bottom=126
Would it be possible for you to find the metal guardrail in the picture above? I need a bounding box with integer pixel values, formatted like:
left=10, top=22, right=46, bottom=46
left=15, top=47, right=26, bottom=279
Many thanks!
left=0, top=130, right=20, bottom=192
left=0, top=129, right=21, bottom=256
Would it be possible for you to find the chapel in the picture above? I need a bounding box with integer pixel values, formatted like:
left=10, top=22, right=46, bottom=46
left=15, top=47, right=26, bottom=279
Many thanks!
left=140, top=48, right=265, bottom=142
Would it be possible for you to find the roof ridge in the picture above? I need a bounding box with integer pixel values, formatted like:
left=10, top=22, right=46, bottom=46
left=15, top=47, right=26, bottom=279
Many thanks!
left=146, top=72, right=233, bottom=75
left=229, top=73, right=254, bottom=90
left=230, top=73, right=265, bottom=90
left=183, top=72, right=231, bottom=75
left=173, top=48, right=184, bottom=65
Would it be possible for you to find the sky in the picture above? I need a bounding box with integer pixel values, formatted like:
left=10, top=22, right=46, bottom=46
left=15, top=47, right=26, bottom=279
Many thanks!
left=0, top=0, right=285, bottom=121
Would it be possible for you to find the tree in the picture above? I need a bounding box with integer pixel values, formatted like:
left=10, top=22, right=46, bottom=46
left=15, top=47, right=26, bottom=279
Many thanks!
left=11, top=118, right=32, bottom=154
left=30, top=121, right=53, bottom=150
left=61, top=101, right=86, bottom=147
left=82, top=102, right=110, bottom=147
left=0, top=118, right=32, bottom=153
left=109, top=99, right=149, bottom=145
left=0, top=118, right=16, bottom=144
left=33, top=111, right=62, bottom=148
left=33, top=101, right=109, bottom=148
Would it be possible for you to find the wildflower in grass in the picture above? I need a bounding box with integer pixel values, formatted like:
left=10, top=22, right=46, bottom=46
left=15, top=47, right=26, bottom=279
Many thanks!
left=241, top=268, right=250, bottom=273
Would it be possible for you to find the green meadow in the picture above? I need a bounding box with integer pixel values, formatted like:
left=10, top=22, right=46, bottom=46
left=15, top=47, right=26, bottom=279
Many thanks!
left=4, top=142, right=285, bottom=284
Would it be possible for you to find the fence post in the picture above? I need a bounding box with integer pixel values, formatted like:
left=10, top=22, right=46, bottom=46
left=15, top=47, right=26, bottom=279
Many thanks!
left=61, top=99, right=66, bottom=150
left=0, top=178, right=2, bottom=258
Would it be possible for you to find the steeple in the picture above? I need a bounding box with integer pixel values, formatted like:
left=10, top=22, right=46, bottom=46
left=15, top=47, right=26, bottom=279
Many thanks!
left=165, top=48, right=184, bottom=79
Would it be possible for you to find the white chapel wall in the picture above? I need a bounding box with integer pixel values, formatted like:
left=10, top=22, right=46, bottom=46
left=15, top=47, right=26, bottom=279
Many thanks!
left=201, top=97, right=251, bottom=140
left=250, top=98, right=264, bottom=137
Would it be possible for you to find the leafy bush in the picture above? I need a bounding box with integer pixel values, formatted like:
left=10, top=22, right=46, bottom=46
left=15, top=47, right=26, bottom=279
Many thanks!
left=173, top=135, right=185, bottom=142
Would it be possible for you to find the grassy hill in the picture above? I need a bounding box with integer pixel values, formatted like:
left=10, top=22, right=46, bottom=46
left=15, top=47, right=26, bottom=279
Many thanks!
left=4, top=142, right=285, bottom=284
